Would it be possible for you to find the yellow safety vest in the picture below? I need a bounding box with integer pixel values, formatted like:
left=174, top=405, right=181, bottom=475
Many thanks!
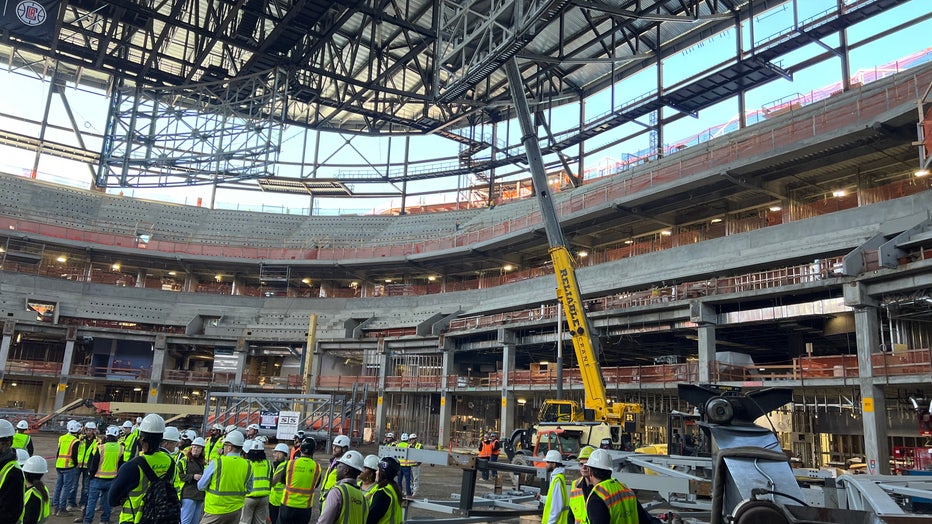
left=333, top=483, right=368, bottom=524
left=543, top=471, right=569, bottom=524
left=367, top=484, right=402, bottom=524
left=25, top=485, right=51, bottom=524
left=588, top=478, right=638, bottom=524
left=282, top=457, right=320, bottom=509
left=55, top=434, right=78, bottom=469
left=398, top=442, right=413, bottom=467
left=174, top=454, right=187, bottom=495
left=121, top=431, right=139, bottom=462
left=247, top=459, right=271, bottom=497
left=12, top=433, right=31, bottom=452
left=78, top=439, right=97, bottom=469
left=268, top=462, right=286, bottom=507
left=203, top=455, right=251, bottom=515
left=1, top=460, right=24, bottom=518
left=319, top=460, right=339, bottom=504
left=568, top=477, right=589, bottom=524
left=206, top=436, right=225, bottom=463
left=96, top=442, right=122, bottom=480
left=118, top=452, right=174, bottom=524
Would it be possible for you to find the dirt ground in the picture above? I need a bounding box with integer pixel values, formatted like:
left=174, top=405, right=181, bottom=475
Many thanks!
left=29, top=433, right=534, bottom=524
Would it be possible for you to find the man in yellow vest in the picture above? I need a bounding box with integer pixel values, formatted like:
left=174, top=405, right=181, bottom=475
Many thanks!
left=318, top=434, right=350, bottom=507
left=538, top=450, right=568, bottom=524
left=0, top=419, right=25, bottom=520
left=205, top=424, right=226, bottom=463
left=197, top=429, right=252, bottom=524
left=74, top=421, right=99, bottom=511
left=396, top=433, right=412, bottom=497
left=12, top=420, right=33, bottom=456
left=583, top=449, right=638, bottom=524
left=567, top=446, right=594, bottom=524
left=316, top=450, right=367, bottom=524
left=275, top=437, right=320, bottom=524
left=108, top=414, right=177, bottom=524
left=407, top=433, right=424, bottom=497
left=268, top=443, right=292, bottom=524
left=81, top=425, right=122, bottom=524
left=119, top=421, right=138, bottom=463
left=52, top=420, right=81, bottom=516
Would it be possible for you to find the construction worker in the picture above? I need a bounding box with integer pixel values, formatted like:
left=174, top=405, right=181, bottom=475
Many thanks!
left=407, top=433, right=423, bottom=496
left=81, top=425, right=121, bottom=524
left=268, top=443, right=291, bottom=524
left=396, top=433, right=412, bottom=497
left=316, top=450, right=367, bottom=524
left=0, top=419, right=25, bottom=520
left=477, top=433, right=494, bottom=481
left=13, top=420, right=33, bottom=456
left=365, top=456, right=403, bottom=524
left=583, top=449, right=638, bottom=524
left=162, top=426, right=182, bottom=459
left=289, top=430, right=306, bottom=460
left=241, top=441, right=271, bottom=524
left=381, top=432, right=396, bottom=447
left=538, top=450, right=568, bottom=524
left=568, top=446, right=594, bottom=524
left=108, top=413, right=176, bottom=524
left=319, top=434, right=351, bottom=507
left=21, top=455, right=49, bottom=524
left=198, top=429, right=252, bottom=524
left=178, top=437, right=207, bottom=524
left=245, top=424, right=260, bottom=440
left=358, top=455, right=379, bottom=494
left=74, top=421, right=100, bottom=511
left=52, top=420, right=81, bottom=516
left=179, top=429, right=197, bottom=452
left=204, top=423, right=225, bottom=463
left=489, top=432, right=501, bottom=478
left=277, top=437, right=321, bottom=524
left=119, top=421, right=139, bottom=463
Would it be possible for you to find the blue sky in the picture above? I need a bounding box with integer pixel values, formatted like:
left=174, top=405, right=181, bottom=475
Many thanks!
left=0, top=1, right=929, bottom=215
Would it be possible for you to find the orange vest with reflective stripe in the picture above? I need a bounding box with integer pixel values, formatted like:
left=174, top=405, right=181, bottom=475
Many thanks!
left=56, top=434, right=78, bottom=469
left=96, top=442, right=122, bottom=479
left=478, top=440, right=494, bottom=458
left=282, top=457, right=320, bottom=509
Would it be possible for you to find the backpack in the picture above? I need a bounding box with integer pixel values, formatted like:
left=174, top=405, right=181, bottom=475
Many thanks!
left=135, top=455, right=181, bottom=524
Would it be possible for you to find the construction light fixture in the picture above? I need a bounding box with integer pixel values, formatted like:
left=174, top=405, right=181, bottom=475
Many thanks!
left=56, top=256, right=67, bottom=263
left=624, top=240, right=634, bottom=245
left=112, top=263, right=121, bottom=271
left=517, top=398, right=527, bottom=405
left=301, top=278, right=311, bottom=285
left=831, top=190, right=846, bottom=197
left=215, top=274, right=223, bottom=282
left=503, top=264, right=514, bottom=271
left=577, top=250, right=589, bottom=258
left=661, top=230, right=672, bottom=236
left=769, top=205, right=782, bottom=212
left=710, top=218, right=723, bottom=224
left=427, top=275, right=437, bottom=281
left=384, top=278, right=392, bottom=283
left=916, top=169, right=931, bottom=177
left=168, top=271, right=176, bottom=276
left=133, top=387, right=142, bottom=392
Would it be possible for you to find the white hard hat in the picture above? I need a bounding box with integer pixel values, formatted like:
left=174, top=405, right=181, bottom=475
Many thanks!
left=16, top=448, right=29, bottom=466
left=408, top=433, right=417, bottom=439
left=211, top=423, right=224, bottom=431
left=136, top=416, right=143, bottom=424
left=16, top=420, right=29, bottom=430
left=338, top=450, right=364, bottom=471
left=586, top=448, right=614, bottom=471
left=139, top=414, right=166, bottom=434
left=400, top=433, right=408, bottom=441
left=243, top=440, right=254, bottom=452
left=332, top=434, right=351, bottom=448
left=106, top=425, right=121, bottom=437
left=67, top=421, right=82, bottom=433
left=0, top=419, right=14, bottom=438
left=364, top=454, right=380, bottom=470
left=386, top=432, right=394, bottom=439
left=247, top=423, right=260, bottom=431
left=544, top=450, right=563, bottom=464
left=255, top=435, right=268, bottom=443
left=225, top=424, right=237, bottom=434
left=225, top=430, right=245, bottom=447
left=251, top=440, right=264, bottom=452
left=192, top=437, right=207, bottom=447
left=122, top=421, right=133, bottom=429
left=22, top=455, right=48, bottom=474
left=183, top=430, right=197, bottom=441
left=163, top=426, right=181, bottom=442
left=84, top=421, right=97, bottom=430
left=274, top=443, right=290, bottom=454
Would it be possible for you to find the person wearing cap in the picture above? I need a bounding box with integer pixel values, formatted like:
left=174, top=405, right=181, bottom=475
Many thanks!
left=81, top=425, right=122, bottom=524
left=21, top=455, right=49, bottom=524
left=109, top=414, right=177, bottom=524
left=583, top=449, right=637, bottom=524
left=13, top=420, right=33, bottom=456
left=119, top=420, right=139, bottom=463
left=319, top=434, right=351, bottom=507
left=267, top=443, right=291, bottom=524
left=0, top=419, right=25, bottom=521
left=240, top=440, right=271, bottom=524
left=245, top=424, right=260, bottom=441
left=365, top=456, right=403, bottom=524
left=537, top=450, right=568, bottom=524
left=358, top=455, right=379, bottom=494
left=568, top=446, right=594, bottom=524
left=275, top=437, right=320, bottom=524
left=74, top=421, right=100, bottom=511
left=205, top=424, right=226, bottom=463
left=477, top=433, right=494, bottom=481
left=52, top=420, right=81, bottom=516
left=178, top=437, right=207, bottom=524
left=316, top=450, right=367, bottom=524
left=407, top=433, right=424, bottom=497
left=198, top=429, right=253, bottom=524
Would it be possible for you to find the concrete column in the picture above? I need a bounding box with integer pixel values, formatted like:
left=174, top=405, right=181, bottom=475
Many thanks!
left=148, top=335, right=166, bottom=403
left=437, top=341, right=455, bottom=449
left=136, top=269, right=147, bottom=288
left=499, top=328, right=516, bottom=438
left=854, top=306, right=890, bottom=475
left=55, top=329, right=78, bottom=410
left=691, top=301, right=717, bottom=383
left=183, top=273, right=196, bottom=292
left=0, top=320, right=14, bottom=390
left=233, top=343, right=248, bottom=390
left=373, top=338, right=390, bottom=441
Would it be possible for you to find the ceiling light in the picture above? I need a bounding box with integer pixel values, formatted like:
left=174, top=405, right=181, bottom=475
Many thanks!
left=624, top=240, right=634, bottom=245
left=56, top=256, right=67, bottom=263
left=427, top=275, right=437, bottom=281
left=301, top=278, right=311, bottom=285
left=215, top=274, right=223, bottom=282
left=577, top=250, right=588, bottom=258
left=831, top=190, right=846, bottom=197
left=133, top=387, right=142, bottom=392
left=769, top=206, right=782, bottom=212
left=384, top=278, right=392, bottom=283
left=503, top=264, right=514, bottom=271
left=661, top=230, right=672, bottom=236
left=916, top=169, right=930, bottom=177
left=710, top=218, right=722, bottom=224
left=168, top=271, right=176, bottom=276
left=111, top=263, right=121, bottom=270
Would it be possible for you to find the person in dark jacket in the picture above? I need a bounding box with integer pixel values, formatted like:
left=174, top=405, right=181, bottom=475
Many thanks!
left=21, top=456, right=49, bottom=524
left=0, top=419, right=25, bottom=523
left=179, top=437, right=207, bottom=524
left=365, top=457, right=403, bottom=524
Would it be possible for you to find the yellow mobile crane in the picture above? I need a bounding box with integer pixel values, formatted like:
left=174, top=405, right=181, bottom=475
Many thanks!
left=503, top=60, right=641, bottom=460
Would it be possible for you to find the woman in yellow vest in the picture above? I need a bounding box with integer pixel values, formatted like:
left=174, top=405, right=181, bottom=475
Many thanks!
left=364, top=457, right=403, bottom=524
left=179, top=437, right=207, bottom=524
left=108, top=414, right=177, bottom=524
left=317, top=450, right=367, bottom=524
left=80, top=425, right=122, bottom=524
left=567, top=446, right=594, bottom=524
left=276, top=438, right=320, bottom=524
left=583, top=449, right=638, bottom=524
left=197, top=430, right=252, bottom=524
left=22, top=456, right=50, bottom=524
left=240, top=441, right=271, bottom=524
left=268, top=443, right=291, bottom=524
